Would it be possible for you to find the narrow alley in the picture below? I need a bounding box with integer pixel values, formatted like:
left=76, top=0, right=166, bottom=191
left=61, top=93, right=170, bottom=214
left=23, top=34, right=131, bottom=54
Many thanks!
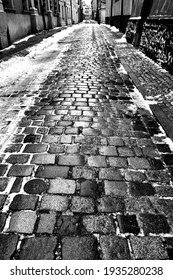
left=0, top=23, right=173, bottom=262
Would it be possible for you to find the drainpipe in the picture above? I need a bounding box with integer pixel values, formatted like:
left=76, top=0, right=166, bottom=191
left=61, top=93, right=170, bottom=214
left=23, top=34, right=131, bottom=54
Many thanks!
left=120, top=0, right=123, bottom=32
left=70, top=0, right=73, bottom=24
left=110, top=0, right=113, bottom=26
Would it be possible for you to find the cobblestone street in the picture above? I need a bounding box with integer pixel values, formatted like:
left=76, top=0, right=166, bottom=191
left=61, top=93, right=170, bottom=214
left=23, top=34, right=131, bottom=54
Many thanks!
left=0, top=23, right=173, bottom=260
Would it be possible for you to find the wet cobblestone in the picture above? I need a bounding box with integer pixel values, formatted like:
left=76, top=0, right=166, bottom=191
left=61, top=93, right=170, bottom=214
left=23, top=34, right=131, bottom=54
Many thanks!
left=0, top=24, right=173, bottom=259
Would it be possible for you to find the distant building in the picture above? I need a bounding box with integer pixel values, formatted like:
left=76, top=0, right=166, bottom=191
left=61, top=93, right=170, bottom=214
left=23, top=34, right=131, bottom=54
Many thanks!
left=82, top=1, right=92, bottom=20
left=91, top=0, right=105, bottom=23
left=105, top=0, right=133, bottom=33
left=0, top=0, right=82, bottom=50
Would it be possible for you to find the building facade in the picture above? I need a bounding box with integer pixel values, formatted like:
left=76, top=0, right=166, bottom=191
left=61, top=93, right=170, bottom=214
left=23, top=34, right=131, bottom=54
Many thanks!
left=126, top=0, right=173, bottom=71
left=0, top=0, right=82, bottom=50
left=91, top=0, right=105, bottom=23
left=105, top=0, right=133, bottom=33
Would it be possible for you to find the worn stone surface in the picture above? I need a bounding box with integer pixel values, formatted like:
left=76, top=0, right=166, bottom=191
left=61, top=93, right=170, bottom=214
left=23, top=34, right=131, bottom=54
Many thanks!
left=137, top=213, right=170, bottom=234
left=0, top=195, right=7, bottom=209
left=18, top=236, right=57, bottom=260
left=117, top=214, right=140, bottom=234
left=48, top=178, right=76, bottom=194
left=31, top=154, right=55, bottom=165
left=24, top=179, right=49, bottom=194
left=82, top=215, right=116, bottom=234
left=8, top=165, right=34, bottom=177
left=62, top=236, right=97, bottom=260
left=9, top=194, right=38, bottom=211
left=97, top=197, right=125, bottom=213
left=130, top=236, right=168, bottom=259
left=40, top=194, right=69, bottom=211
left=0, top=213, right=7, bottom=232
left=55, top=215, right=80, bottom=236
left=0, top=234, right=19, bottom=260
left=36, top=166, right=69, bottom=178
left=100, top=235, right=131, bottom=260
left=37, top=212, right=57, bottom=234
left=104, top=181, right=127, bottom=197
left=71, top=196, right=95, bottom=213
left=8, top=211, right=37, bottom=234
left=0, top=178, right=9, bottom=192
left=58, top=155, right=85, bottom=166
left=80, top=180, right=98, bottom=197
left=99, top=168, right=123, bottom=181
left=129, top=182, right=155, bottom=197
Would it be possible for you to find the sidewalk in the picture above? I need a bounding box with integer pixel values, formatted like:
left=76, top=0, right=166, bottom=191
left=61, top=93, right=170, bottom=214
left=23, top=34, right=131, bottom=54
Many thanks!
left=0, top=26, right=67, bottom=62
left=101, top=25, right=173, bottom=142
left=0, top=23, right=173, bottom=260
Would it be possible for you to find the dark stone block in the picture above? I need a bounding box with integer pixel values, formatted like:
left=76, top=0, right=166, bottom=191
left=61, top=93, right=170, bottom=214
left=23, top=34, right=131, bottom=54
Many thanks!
left=9, top=194, right=38, bottom=211
left=24, top=179, right=49, bottom=194
left=149, top=158, right=164, bottom=170
left=24, top=134, right=41, bottom=143
left=117, top=214, right=140, bottom=234
left=0, top=165, right=8, bottom=176
left=62, top=236, right=98, bottom=260
left=0, top=213, right=7, bottom=232
left=138, top=213, right=170, bottom=235
left=156, top=144, right=171, bottom=153
left=10, top=178, right=23, bottom=193
left=55, top=215, right=80, bottom=236
left=163, top=154, right=173, bottom=166
left=129, top=182, right=155, bottom=197
left=6, top=154, right=30, bottom=164
left=0, top=178, right=9, bottom=192
left=0, top=234, right=19, bottom=259
left=18, top=236, right=57, bottom=260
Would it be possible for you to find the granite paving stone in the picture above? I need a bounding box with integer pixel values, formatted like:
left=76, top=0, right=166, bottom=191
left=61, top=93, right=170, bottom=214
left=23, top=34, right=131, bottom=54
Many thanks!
left=100, top=235, right=131, bottom=260
left=48, top=178, right=76, bottom=194
left=24, top=179, right=49, bottom=194
left=82, top=215, right=116, bottom=234
left=129, top=182, right=155, bottom=197
left=58, top=155, right=85, bottom=166
left=0, top=212, right=7, bottom=232
left=99, top=168, right=123, bottom=181
left=40, top=194, right=69, bottom=211
left=130, top=236, right=168, bottom=259
left=97, top=197, right=125, bottom=213
left=18, top=236, right=57, bottom=260
left=55, top=215, right=80, bottom=236
left=80, top=180, right=98, bottom=197
left=104, top=181, right=127, bottom=197
left=8, top=211, right=37, bottom=234
left=117, top=214, right=140, bottom=234
left=9, top=194, right=38, bottom=211
left=71, top=196, right=95, bottom=213
left=23, top=144, right=48, bottom=153
left=0, top=178, right=9, bottom=192
left=37, top=212, right=57, bottom=234
left=0, top=234, right=19, bottom=260
left=137, top=213, right=170, bottom=234
left=128, top=158, right=151, bottom=169
left=8, top=165, right=34, bottom=177
left=62, top=236, right=97, bottom=260
left=31, top=154, right=55, bottom=165
left=10, top=178, right=23, bottom=193
left=0, top=165, right=8, bottom=176
left=36, top=165, right=69, bottom=178
left=88, top=156, right=107, bottom=167
left=6, top=154, right=30, bottom=164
